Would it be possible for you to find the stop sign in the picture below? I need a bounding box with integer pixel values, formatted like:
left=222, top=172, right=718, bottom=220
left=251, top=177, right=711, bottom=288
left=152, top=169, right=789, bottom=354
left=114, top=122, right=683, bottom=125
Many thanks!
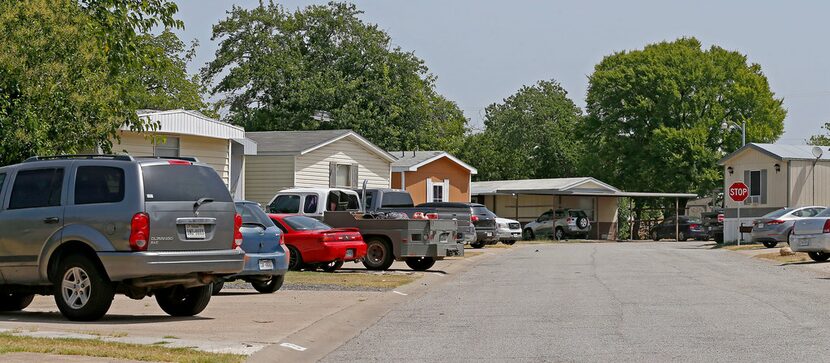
left=729, top=182, right=749, bottom=202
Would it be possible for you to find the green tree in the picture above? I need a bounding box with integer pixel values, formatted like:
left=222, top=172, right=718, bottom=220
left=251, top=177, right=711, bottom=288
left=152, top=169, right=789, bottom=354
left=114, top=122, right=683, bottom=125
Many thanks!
left=0, top=0, right=200, bottom=165
left=808, top=122, right=830, bottom=146
left=584, top=37, right=786, bottom=236
left=459, top=80, right=584, bottom=180
left=202, top=1, right=467, bottom=152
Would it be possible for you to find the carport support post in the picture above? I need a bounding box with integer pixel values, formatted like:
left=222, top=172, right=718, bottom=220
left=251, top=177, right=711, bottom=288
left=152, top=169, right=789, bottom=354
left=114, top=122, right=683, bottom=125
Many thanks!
left=675, top=198, right=679, bottom=241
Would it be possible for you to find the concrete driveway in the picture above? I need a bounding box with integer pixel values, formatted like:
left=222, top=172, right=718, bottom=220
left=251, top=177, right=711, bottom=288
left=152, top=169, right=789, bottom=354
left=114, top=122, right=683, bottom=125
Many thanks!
left=323, top=241, right=830, bottom=362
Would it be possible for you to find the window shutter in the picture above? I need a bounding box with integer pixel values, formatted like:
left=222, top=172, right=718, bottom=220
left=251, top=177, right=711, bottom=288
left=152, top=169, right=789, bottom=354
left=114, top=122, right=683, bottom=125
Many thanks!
left=329, top=162, right=336, bottom=187
left=350, top=164, right=359, bottom=187
left=426, top=179, right=433, bottom=201
left=760, top=169, right=767, bottom=204
left=743, top=170, right=751, bottom=205
left=442, top=179, right=450, bottom=202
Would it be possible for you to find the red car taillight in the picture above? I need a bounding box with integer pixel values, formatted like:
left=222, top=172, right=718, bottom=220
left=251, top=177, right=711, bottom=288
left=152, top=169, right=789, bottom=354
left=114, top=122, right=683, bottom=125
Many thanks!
left=767, top=220, right=785, bottom=225
left=823, top=219, right=830, bottom=234
left=233, top=213, right=243, bottom=249
left=690, top=224, right=700, bottom=229
left=425, top=213, right=439, bottom=219
left=471, top=215, right=479, bottom=222
left=129, top=212, right=150, bottom=251
left=717, top=214, right=724, bottom=223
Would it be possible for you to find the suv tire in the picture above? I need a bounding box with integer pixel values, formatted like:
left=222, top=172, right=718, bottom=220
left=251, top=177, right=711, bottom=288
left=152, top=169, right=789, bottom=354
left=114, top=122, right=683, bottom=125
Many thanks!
left=363, top=237, right=394, bottom=270
left=211, top=281, right=225, bottom=296
left=155, top=285, right=212, bottom=317
left=53, top=254, right=115, bottom=321
left=470, top=241, right=485, bottom=249
left=762, top=241, right=778, bottom=248
left=405, top=257, right=436, bottom=271
left=809, top=252, right=830, bottom=262
left=524, top=229, right=535, bottom=241
left=0, top=292, right=34, bottom=311
left=251, top=275, right=284, bottom=293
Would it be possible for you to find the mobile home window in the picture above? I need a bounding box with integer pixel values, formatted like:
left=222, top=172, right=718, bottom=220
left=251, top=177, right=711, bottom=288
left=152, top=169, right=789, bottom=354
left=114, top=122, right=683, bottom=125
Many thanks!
left=749, top=170, right=761, bottom=197
left=432, top=185, right=444, bottom=202
left=154, top=136, right=180, bottom=158
left=335, top=164, right=352, bottom=187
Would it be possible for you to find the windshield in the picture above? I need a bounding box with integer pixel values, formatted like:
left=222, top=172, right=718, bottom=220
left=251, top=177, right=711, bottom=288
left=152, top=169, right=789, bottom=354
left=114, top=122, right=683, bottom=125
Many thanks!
left=142, top=164, right=232, bottom=202
left=283, top=215, right=332, bottom=231
left=761, top=208, right=792, bottom=219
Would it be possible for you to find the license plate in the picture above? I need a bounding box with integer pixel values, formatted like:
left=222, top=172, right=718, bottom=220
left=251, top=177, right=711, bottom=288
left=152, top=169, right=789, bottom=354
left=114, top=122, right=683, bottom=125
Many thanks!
left=486, top=232, right=492, bottom=237
left=757, top=223, right=764, bottom=229
left=258, top=259, right=274, bottom=270
left=800, top=238, right=811, bottom=247
left=185, top=224, right=206, bottom=239
left=345, top=249, right=355, bottom=258
left=512, top=233, right=521, bottom=237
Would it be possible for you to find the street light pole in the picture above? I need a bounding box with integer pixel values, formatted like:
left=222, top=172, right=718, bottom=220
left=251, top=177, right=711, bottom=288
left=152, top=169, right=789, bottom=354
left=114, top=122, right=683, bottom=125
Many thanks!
left=721, top=120, right=746, bottom=147
left=741, top=119, right=746, bottom=147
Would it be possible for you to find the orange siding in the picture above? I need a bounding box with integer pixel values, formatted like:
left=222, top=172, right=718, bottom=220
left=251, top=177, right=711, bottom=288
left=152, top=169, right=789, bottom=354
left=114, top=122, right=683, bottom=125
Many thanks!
left=401, top=157, right=470, bottom=204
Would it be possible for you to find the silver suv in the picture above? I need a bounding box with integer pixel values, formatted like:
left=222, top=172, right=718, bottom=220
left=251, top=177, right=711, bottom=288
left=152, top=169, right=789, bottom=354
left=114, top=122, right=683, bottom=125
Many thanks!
left=523, top=209, right=591, bottom=240
left=0, top=155, right=244, bottom=321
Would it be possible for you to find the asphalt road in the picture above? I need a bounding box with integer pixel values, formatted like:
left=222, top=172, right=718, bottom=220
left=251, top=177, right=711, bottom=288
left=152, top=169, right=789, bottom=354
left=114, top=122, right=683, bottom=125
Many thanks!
left=323, top=242, right=830, bottom=362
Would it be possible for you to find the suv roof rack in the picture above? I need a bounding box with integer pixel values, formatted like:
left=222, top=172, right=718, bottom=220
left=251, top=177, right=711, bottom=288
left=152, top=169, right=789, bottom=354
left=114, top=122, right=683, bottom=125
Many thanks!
left=24, top=154, right=135, bottom=162
left=134, top=156, right=201, bottom=163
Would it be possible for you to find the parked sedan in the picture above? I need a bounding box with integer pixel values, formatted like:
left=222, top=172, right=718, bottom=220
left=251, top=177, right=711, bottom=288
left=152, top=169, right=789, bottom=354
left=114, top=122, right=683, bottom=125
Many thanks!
left=269, top=214, right=367, bottom=272
left=650, top=216, right=708, bottom=241
left=495, top=218, right=522, bottom=245
left=213, top=201, right=289, bottom=295
left=751, top=206, right=826, bottom=248
left=790, top=208, right=830, bottom=261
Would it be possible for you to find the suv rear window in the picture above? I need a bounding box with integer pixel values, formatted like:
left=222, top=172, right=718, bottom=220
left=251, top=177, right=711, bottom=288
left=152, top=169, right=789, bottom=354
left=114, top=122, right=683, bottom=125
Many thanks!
left=9, top=168, right=64, bottom=209
left=142, top=165, right=231, bottom=202
left=236, top=203, right=275, bottom=227
left=568, top=210, right=588, bottom=218
left=269, top=195, right=300, bottom=213
left=472, top=206, right=495, bottom=218
left=75, top=166, right=124, bottom=205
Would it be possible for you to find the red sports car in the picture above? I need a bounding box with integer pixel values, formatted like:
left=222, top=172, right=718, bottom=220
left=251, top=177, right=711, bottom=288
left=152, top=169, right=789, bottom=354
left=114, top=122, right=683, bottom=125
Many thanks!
left=268, top=214, right=367, bottom=272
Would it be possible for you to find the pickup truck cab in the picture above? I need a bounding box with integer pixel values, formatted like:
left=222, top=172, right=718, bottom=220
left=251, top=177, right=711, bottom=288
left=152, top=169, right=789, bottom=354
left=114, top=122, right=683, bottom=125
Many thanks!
left=267, top=188, right=359, bottom=216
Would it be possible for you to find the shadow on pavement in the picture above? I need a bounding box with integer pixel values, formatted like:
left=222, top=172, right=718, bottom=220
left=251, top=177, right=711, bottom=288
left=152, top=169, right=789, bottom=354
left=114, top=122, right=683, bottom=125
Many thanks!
left=0, top=311, right=210, bottom=324
left=338, top=267, right=447, bottom=274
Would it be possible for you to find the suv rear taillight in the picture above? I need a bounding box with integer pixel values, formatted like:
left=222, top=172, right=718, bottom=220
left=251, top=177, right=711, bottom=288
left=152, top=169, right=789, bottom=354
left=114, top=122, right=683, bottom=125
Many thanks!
left=823, top=219, right=830, bottom=234
left=233, top=213, right=243, bottom=249
left=129, top=212, right=150, bottom=251
left=690, top=224, right=700, bottom=229
left=717, top=214, right=724, bottom=223
left=425, top=213, right=439, bottom=219
left=412, top=212, right=426, bottom=220
left=471, top=215, right=479, bottom=222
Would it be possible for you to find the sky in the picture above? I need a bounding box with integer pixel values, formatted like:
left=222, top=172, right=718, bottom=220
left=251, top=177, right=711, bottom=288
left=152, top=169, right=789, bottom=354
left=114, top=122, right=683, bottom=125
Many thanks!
left=173, top=0, right=830, bottom=144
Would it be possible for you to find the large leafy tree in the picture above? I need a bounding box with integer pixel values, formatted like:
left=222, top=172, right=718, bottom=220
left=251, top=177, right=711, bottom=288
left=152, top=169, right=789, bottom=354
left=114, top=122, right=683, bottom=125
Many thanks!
left=0, top=0, right=198, bottom=165
left=809, top=123, right=830, bottom=145
left=460, top=80, right=584, bottom=180
left=202, top=1, right=467, bottom=152
left=584, top=38, right=786, bottom=234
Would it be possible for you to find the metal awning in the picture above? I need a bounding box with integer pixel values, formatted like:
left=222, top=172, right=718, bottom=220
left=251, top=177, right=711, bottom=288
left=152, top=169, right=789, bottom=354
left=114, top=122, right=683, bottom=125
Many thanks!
left=485, top=189, right=697, bottom=199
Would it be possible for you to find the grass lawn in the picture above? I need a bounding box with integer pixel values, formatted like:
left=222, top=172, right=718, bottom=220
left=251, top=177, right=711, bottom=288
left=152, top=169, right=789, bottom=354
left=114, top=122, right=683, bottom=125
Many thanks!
left=754, top=251, right=810, bottom=264
left=285, top=271, right=418, bottom=289
left=0, top=333, right=243, bottom=362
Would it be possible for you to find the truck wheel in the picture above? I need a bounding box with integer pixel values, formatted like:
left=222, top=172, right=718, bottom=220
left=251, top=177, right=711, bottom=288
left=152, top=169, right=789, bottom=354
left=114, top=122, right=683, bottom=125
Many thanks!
left=363, top=238, right=394, bottom=270
left=211, top=281, right=225, bottom=296
left=763, top=241, right=778, bottom=248
left=155, top=285, right=211, bottom=317
left=53, top=254, right=114, bottom=321
left=287, top=246, right=302, bottom=271
left=322, top=260, right=344, bottom=272
left=251, top=275, right=284, bottom=293
left=470, top=241, right=485, bottom=249
left=809, top=252, right=830, bottom=262
left=405, top=257, right=435, bottom=271
left=0, top=292, right=34, bottom=311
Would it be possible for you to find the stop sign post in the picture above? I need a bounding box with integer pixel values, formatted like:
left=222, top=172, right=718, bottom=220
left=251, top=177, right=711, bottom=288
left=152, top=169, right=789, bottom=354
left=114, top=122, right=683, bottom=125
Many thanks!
left=729, top=182, right=749, bottom=245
